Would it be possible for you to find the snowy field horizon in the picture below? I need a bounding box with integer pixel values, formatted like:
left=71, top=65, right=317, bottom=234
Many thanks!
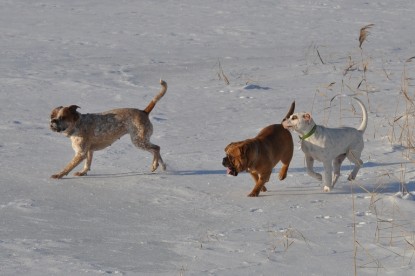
left=1, top=0, right=415, bottom=275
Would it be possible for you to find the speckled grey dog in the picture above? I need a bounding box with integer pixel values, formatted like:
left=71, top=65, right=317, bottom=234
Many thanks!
left=49, top=80, right=167, bottom=179
left=282, top=97, right=367, bottom=192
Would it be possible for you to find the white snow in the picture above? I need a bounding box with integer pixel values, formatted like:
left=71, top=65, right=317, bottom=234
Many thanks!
left=1, top=0, right=415, bottom=275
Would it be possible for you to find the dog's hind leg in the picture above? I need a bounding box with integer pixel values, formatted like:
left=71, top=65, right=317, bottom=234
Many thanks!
left=346, top=149, right=363, bottom=181
left=278, top=163, right=289, bottom=180
left=332, top=153, right=346, bottom=187
left=248, top=172, right=271, bottom=197
left=146, top=142, right=166, bottom=172
left=250, top=172, right=267, bottom=192
left=129, top=125, right=166, bottom=172
left=132, top=140, right=166, bottom=172
left=74, top=150, right=94, bottom=176
left=279, top=154, right=292, bottom=181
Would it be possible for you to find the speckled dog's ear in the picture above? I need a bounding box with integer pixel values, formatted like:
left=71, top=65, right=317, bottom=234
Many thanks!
left=50, top=106, right=63, bottom=119
left=68, top=105, right=80, bottom=112
left=68, top=105, right=81, bottom=121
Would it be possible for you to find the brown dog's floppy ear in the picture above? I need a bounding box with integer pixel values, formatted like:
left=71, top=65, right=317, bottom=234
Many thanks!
left=241, top=142, right=251, bottom=158
left=225, top=142, right=235, bottom=152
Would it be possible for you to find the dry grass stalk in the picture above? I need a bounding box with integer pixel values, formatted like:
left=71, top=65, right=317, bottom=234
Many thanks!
left=217, top=60, right=230, bottom=85
left=381, top=60, right=392, bottom=80
left=389, top=56, right=415, bottom=157
left=316, top=47, right=325, bottom=64
left=359, top=24, right=374, bottom=48
left=344, top=56, right=358, bottom=76
left=267, top=226, right=310, bottom=253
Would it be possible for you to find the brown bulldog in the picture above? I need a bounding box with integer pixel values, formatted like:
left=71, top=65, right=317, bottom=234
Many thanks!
left=222, top=102, right=295, bottom=197
left=49, top=80, right=167, bottom=179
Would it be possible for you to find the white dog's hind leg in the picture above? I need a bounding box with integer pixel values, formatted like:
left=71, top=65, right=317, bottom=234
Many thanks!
left=305, top=155, right=322, bottom=181
left=347, top=149, right=363, bottom=180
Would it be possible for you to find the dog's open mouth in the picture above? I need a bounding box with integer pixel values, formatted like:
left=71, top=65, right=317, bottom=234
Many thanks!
left=226, top=167, right=238, bottom=176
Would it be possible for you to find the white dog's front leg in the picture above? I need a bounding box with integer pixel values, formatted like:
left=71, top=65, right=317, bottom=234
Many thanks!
left=323, top=162, right=333, bottom=192
left=305, top=155, right=322, bottom=181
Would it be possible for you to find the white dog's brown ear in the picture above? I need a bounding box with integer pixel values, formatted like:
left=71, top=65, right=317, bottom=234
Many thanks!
left=303, top=113, right=312, bottom=123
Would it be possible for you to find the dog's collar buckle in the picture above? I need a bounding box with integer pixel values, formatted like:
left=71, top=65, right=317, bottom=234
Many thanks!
left=300, top=125, right=317, bottom=140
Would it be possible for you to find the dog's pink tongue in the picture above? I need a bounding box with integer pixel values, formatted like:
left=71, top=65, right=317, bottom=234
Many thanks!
left=226, top=167, right=232, bottom=175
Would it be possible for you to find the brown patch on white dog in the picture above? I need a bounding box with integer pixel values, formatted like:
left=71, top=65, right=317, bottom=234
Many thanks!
left=49, top=80, right=168, bottom=179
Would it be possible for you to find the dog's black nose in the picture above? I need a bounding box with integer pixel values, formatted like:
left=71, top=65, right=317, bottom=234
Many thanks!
left=222, top=157, right=228, bottom=167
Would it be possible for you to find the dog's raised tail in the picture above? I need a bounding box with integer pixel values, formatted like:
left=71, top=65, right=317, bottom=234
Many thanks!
left=144, top=80, right=168, bottom=114
left=353, top=97, right=368, bottom=133
left=281, top=101, right=295, bottom=123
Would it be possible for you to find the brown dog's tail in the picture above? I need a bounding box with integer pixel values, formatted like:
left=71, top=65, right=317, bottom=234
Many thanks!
left=143, top=80, right=168, bottom=114
left=281, top=101, right=295, bottom=123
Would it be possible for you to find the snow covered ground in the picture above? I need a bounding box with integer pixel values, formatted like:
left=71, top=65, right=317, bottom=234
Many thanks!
left=1, top=0, right=415, bottom=275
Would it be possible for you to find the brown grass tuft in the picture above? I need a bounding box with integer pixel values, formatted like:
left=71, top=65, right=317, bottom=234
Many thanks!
left=359, top=24, right=375, bottom=48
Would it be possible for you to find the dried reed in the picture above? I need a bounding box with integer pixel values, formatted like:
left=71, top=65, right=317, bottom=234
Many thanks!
left=359, top=24, right=374, bottom=48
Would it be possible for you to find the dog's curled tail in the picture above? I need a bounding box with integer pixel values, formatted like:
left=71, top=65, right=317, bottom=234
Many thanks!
left=144, top=80, right=168, bottom=114
left=353, top=97, right=368, bottom=133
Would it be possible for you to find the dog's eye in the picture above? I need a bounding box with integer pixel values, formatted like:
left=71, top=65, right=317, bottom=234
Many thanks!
left=292, top=115, right=298, bottom=120
left=59, top=116, right=66, bottom=120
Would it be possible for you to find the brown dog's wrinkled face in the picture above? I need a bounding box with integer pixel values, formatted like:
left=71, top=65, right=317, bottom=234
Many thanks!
left=50, top=105, right=80, bottom=133
left=222, top=142, right=248, bottom=176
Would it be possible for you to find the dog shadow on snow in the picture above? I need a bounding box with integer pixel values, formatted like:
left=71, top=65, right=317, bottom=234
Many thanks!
left=287, top=160, right=415, bottom=195
left=63, top=161, right=414, bottom=196
left=63, top=169, right=226, bottom=179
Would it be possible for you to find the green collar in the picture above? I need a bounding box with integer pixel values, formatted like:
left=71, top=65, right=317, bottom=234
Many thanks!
left=300, top=125, right=316, bottom=140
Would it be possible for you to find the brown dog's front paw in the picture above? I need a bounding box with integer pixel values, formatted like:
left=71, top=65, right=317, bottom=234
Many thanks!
left=51, top=174, right=63, bottom=179
left=74, top=171, right=87, bottom=176
left=151, top=163, right=159, bottom=172
left=247, top=190, right=260, bottom=197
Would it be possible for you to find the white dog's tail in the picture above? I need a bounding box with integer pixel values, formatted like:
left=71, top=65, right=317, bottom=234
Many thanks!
left=144, top=80, right=168, bottom=114
left=353, top=97, right=368, bottom=133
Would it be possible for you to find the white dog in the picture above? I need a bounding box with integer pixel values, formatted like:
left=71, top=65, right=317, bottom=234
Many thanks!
left=282, top=97, right=367, bottom=192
